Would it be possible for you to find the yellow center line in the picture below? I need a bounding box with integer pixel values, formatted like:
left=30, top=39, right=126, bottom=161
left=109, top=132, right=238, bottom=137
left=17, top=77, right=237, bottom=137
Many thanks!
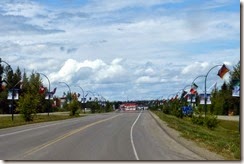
left=21, top=114, right=121, bottom=159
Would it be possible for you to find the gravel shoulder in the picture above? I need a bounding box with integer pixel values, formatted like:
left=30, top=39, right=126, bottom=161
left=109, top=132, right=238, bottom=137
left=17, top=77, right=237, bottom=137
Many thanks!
left=149, top=111, right=225, bottom=160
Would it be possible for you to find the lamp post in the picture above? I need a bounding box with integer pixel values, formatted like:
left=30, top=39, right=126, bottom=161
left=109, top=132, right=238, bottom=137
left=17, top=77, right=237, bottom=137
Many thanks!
left=59, top=82, right=71, bottom=102
left=0, top=58, right=12, bottom=69
left=76, top=86, right=85, bottom=102
left=0, top=58, right=15, bottom=120
left=86, top=90, right=95, bottom=101
left=37, top=72, right=51, bottom=116
left=10, top=80, right=22, bottom=120
left=76, top=86, right=86, bottom=113
left=192, top=75, right=206, bottom=85
left=204, top=65, right=222, bottom=117
left=4, top=80, right=21, bottom=121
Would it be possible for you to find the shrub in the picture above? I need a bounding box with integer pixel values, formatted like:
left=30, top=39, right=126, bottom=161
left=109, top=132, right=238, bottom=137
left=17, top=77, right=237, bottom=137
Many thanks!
left=18, top=93, right=39, bottom=121
left=204, top=115, right=219, bottom=130
left=192, top=114, right=219, bottom=129
left=173, top=108, right=183, bottom=118
left=68, top=100, right=80, bottom=116
left=162, top=107, right=170, bottom=114
left=191, top=114, right=205, bottom=126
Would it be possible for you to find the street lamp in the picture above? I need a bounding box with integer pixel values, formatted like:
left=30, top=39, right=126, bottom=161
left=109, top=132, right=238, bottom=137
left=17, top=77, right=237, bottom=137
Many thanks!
left=192, top=75, right=206, bottom=85
left=0, top=58, right=15, bottom=120
left=37, top=72, right=51, bottom=116
left=76, top=86, right=86, bottom=113
left=0, top=58, right=13, bottom=82
left=204, top=65, right=222, bottom=117
left=85, top=90, right=95, bottom=101
left=3, top=79, right=21, bottom=121
left=0, top=58, right=12, bottom=70
left=59, top=82, right=71, bottom=102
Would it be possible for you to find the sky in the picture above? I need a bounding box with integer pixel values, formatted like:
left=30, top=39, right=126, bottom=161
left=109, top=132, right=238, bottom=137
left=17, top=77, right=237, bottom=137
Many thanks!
left=0, top=0, right=241, bottom=101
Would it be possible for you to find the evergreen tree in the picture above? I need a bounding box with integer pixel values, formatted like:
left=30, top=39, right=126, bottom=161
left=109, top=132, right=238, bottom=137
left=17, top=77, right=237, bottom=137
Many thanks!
left=18, top=72, right=43, bottom=121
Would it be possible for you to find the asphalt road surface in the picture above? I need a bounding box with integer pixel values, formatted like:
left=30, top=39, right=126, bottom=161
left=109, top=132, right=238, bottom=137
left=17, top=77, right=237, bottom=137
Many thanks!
left=0, top=110, right=205, bottom=160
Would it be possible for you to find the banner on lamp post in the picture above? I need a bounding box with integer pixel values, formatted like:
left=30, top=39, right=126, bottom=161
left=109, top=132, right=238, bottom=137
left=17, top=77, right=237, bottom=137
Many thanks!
left=199, top=93, right=211, bottom=104
left=7, top=89, right=19, bottom=100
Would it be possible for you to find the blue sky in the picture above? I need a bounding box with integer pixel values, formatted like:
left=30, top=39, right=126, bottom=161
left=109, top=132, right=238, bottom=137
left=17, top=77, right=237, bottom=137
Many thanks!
left=0, top=0, right=240, bottom=101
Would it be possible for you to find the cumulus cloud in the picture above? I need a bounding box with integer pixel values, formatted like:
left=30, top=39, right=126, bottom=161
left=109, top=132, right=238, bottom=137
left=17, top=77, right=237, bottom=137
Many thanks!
left=0, top=0, right=240, bottom=100
left=181, top=62, right=209, bottom=75
left=49, top=58, right=127, bottom=85
left=135, top=76, right=159, bottom=84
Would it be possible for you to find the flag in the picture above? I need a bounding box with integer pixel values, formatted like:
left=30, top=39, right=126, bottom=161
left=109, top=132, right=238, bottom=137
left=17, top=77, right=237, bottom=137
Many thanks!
left=217, top=64, right=229, bottom=79
left=39, top=85, right=45, bottom=94
left=206, top=94, right=211, bottom=104
left=180, top=90, right=187, bottom=99
left=199, top=93, right=211, bottom=104
left=7, top=89, right=19, bottom=100
left=190, top=83, right=198, bottom=94
left=191, top=94, right=196, bottom=102
left=186, top=94, right=191, bottom=102
left=199, top=94, right=205, bottom=104
left=191, top=83, right=198, bottom=90
left=232, top=79, right=240, bottom=97
left=190, top=88, right=197, bottom=94
left=51, top=87, right=57, bottom=94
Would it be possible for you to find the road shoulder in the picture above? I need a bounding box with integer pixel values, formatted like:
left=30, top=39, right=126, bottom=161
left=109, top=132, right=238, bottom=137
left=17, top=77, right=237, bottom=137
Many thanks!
left=149, top=111, right=225, bottom=160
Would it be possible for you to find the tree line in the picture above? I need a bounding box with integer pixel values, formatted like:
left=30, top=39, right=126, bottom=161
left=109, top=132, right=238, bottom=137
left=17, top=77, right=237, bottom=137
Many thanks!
left=0, top=63, right=113, bottom=121
left=150, top=61, right=240, bottom=116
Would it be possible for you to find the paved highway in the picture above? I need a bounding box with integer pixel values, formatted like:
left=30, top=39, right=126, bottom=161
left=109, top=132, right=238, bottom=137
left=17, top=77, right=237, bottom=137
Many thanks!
left=0, top=110, right=205, bottom=160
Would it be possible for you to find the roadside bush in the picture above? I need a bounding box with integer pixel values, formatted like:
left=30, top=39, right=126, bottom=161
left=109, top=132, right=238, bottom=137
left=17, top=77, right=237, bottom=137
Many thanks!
left=204, top=115, right=219, bottom=130
left=18, top=93, right=39, bottom=121
left=172, top=108, right=183, bottom=118
left=192, top=114, right=219, bottom=129
left=68, top=100, right=80, bottom=116
left=162, top=107, right=170, bottom=114
left=191, top=114, right=205, bottom=126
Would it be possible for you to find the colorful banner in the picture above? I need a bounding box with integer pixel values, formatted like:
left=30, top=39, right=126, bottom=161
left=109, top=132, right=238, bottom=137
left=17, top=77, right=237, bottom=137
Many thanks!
left=7, top=89, right=19, bottom=100
left=199, top=93, right=211, bottom=104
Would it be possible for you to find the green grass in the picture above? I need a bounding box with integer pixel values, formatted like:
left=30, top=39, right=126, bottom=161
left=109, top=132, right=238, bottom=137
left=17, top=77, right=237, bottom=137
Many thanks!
left=153, top=111, right=240, bottom=160
left=0, top=114, right=83, bottom=129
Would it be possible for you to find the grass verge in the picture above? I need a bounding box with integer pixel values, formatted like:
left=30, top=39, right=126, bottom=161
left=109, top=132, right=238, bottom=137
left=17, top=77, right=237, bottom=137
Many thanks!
left=0, top=114, right=83, bottom=129
left=153, top=111, right=240, bottom=160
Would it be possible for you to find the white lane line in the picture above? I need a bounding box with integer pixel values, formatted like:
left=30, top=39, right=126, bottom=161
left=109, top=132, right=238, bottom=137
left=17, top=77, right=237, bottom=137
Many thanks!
left=130, top=111, right=142, bottom=160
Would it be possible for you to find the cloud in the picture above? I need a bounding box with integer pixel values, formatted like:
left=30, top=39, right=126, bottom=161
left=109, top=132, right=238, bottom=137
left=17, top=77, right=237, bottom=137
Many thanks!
left=81, top=0, right=181, bottom=13
left=135, top=76, right=159, bottom=84
left=49, top=58, right=127, bottom=85
left=2, top=1, right=43, bottom=18
left=0, top=0, right=240, bottom=101
left=181, top=62, right=209, bottom=75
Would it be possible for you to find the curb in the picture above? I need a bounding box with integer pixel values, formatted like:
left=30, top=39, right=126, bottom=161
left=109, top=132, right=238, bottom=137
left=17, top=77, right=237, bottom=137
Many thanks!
left=149, top=110, right=225, bottom=160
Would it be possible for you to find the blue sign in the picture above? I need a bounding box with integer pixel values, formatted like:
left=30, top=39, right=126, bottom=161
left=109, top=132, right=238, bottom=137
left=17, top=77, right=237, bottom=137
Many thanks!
left=181, top=106, right=193, bottom=116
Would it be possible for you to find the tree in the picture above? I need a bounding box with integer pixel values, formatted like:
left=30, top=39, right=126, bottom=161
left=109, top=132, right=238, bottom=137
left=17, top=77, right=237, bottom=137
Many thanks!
left=17, top=72, right=43, bottom=121
left=68, top=99, right=81, bottom=116
left=18, top=92, right=39, bottom=121
left=210, top=61, right=240, bottom=115
left=227, top=61, right=240, bottom=115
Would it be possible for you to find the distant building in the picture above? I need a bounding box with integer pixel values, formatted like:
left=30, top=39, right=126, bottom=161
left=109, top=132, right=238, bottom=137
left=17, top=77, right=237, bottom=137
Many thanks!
left=120, top=103, right=137, bottom=111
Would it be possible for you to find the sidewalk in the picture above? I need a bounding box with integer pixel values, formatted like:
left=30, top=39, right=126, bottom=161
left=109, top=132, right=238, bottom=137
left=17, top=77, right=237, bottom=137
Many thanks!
left=217, top=115, right=239, bottom=121
left=0, top=111, right=92, bottom=117
left=0, top=112, right=70, bottom=117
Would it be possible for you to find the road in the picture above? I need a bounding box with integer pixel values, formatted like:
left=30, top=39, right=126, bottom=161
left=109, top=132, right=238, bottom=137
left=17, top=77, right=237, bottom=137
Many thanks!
left=0, top=110, right=206, bottom=160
